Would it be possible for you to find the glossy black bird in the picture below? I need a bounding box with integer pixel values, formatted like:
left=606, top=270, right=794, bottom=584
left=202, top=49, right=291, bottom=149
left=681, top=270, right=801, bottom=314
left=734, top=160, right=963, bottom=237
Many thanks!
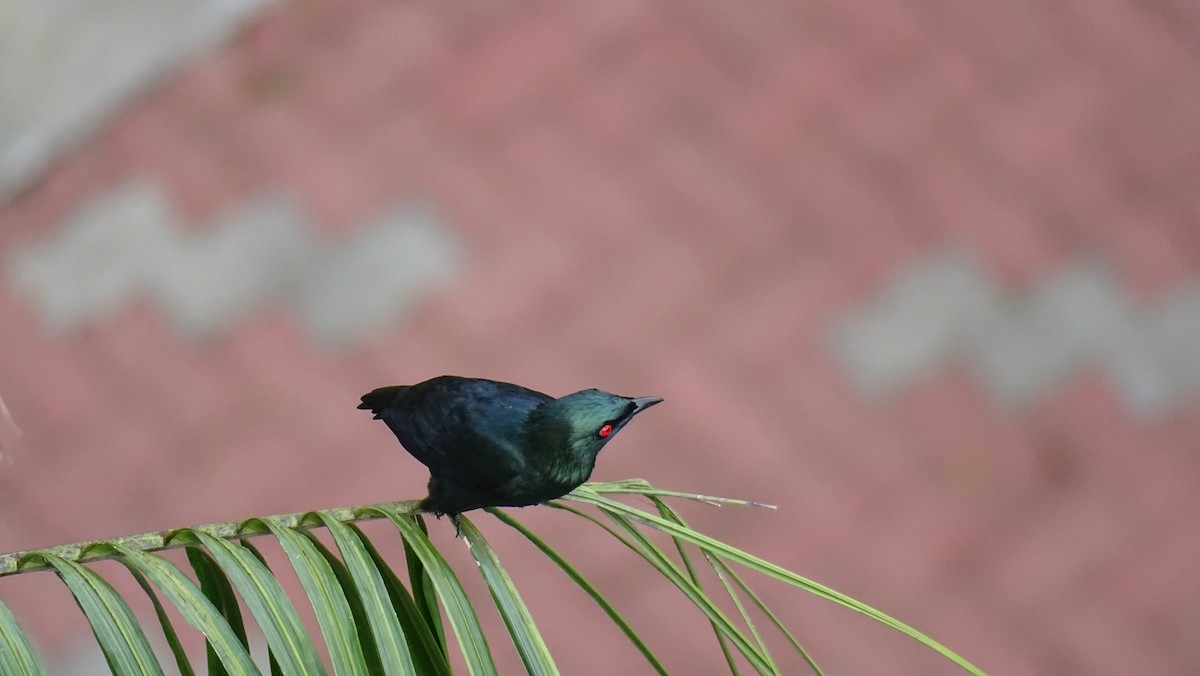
left=358, top=375, right=662, bottom=525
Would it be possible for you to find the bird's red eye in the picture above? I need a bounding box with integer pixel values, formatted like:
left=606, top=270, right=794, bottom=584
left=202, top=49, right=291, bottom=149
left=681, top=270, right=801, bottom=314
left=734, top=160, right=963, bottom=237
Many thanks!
left=598, top=423, right=613, bottom=438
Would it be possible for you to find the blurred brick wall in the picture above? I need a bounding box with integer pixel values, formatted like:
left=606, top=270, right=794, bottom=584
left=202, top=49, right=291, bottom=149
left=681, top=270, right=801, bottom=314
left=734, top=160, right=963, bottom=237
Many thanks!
left=2, top=1, right=1199, bottom=673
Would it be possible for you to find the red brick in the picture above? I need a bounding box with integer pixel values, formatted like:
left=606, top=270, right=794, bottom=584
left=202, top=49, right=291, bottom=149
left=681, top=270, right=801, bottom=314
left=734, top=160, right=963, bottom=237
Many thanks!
left=0, top=302, right=114, bottom=460
left=421, top=0, right=530, bottom=39
left=552, top=228, right=711, bottom=362
left=1059, top=0, right=1197, bottom=83
left=164, top=422, right=325, bottom=526
left=835, top=42, right=982, bottom=167
left=916, top=1, right=1068, bottom=95
left=1043, top=374, right=1197, bottom=505
left=0, top=149, right=119, bottom=247
left=906, top=147, right=1067, bottom=288
left=812, top=0, right=929, bottom=74
left=752, top=591, right=963, bottom=676
left=423, top=229, right=577, bottom=362
left=171, top=47, right=249, bottom=120
left=637, top=349, right=847, bottom=516
left=239, top=5, right=315, bottom=68
left=340, top=326, right=465, bottom=409
left=920, top=589, right=1048, bottom=675
left=564, top=19, right=725, bottom=162
left=1146, top=0, right=1200, bottom=29
left=0, top=473, right=38, bottom=551
left=752, top=126, right=923, bottom=269
left=1091, top=99, right=1200, bottom=269
left=715, top=40, right=846, bottom=175
left=226, top=95, right=386, bottom=228
left=2, top=0, right=1198, bottom=671
left=886, top=369, right=1046, bottom=510
left=402, top=139, right=531, bottom=251
left=582, top=161, right=747, bottom=284
left=78, top=306, right=239, bottom=443
left=982, top=68, right=1109, bottom=184
left=14, top=443, right=147, bottom=551
left=482, top=121, right=624, bottom=246
left=563, top=0, right=656, bottom=50
left=1157, top=397, right=1200, bottom=473
left=1091, top=207, right=1195, bottom=298
left=1105, top=524, right=1200, bottom=665
left=292, top=138, right=394, bottom=230
left=432, top=5, right=586, bottom=129
left=0, top=572, right=95, bottom=651
left=1054, top=595, right=1184, bottom=675
left=983, top=486, right=1123, bottom=611
left=641, top=133, right=793, bottom=257
left=778, top=352, right=927, bottom=487
left=687, top=261, right=809, bottom=361
left=221, top=313, right=369, bottom=452
left=673, top=0, right=806, bottom=61
left=980, top=377, right=1188, bottom=613
left=297, top=4, right=446, bottom=132
left=371, top=313, right=490, bottom=383
left=226, top=98, right=323, bottom=184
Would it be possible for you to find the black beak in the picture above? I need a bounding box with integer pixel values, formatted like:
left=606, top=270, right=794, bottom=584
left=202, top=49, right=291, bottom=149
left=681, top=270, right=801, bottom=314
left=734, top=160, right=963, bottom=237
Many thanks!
left=630, top=396, right=664, bottom=413
left=610, top=396, right=663, bottom=436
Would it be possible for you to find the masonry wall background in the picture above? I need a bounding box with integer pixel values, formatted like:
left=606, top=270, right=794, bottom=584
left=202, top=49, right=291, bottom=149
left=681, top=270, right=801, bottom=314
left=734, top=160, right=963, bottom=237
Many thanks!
left=1, top=2, right=1198, bottom=673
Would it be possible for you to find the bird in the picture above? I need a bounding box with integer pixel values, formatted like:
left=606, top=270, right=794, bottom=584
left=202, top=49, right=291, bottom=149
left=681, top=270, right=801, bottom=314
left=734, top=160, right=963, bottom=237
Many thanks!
left=358, top=375, right=662, bottom=528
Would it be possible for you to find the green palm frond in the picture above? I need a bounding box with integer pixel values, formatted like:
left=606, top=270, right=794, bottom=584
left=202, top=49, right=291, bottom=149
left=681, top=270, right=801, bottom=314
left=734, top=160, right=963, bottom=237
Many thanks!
left=0, top=480, right=985, bottom=675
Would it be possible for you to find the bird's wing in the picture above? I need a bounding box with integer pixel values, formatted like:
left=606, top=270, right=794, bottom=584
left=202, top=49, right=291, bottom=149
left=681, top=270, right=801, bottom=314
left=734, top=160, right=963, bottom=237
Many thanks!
left=374, top=377, right=551, bottom=485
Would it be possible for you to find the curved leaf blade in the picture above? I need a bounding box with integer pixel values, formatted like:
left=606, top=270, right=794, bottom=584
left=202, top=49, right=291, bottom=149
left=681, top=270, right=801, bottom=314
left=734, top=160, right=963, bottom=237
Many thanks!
left=127, top=567, right=196, bottom=676
left=346, top=524, right=452, bottom=676
left=297, top=532, right=387, bottom=675
left=187, top=546, right=249, bottom=675
left=189, top=531, right=325, bottom=676
left=108, top=544, right=259, bottom=674
left=457, top=517, right=557, bottom=676
left=488, top=508, right=668, bottom=675
left=266, top=520, right=369, bottom=676
left=569, top=489, right=984, bottom=676
left=651, top=498, right=823, bottom=675
left=367, top=509, right=497, bottom=676
left=314, top=514, right=417, bottom=676
left=652, top=501, right=747, bottom=675
left=38, top=553, right=164, bottom=675
left=237, top=538, right=288, bottom=676
left=0, top=599, right=45, bottom=676
left=402, top=517, right=445, bottom=654
left=557, top=504, right=774, bottom=673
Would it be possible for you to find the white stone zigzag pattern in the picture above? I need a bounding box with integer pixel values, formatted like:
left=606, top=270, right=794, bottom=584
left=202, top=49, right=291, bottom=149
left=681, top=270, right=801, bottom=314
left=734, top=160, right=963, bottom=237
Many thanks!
left=1, top=0, right=276, bottom=198
left=6, top=177, right=464, bottom=345
left=830, top=250, right=1200, bottom=418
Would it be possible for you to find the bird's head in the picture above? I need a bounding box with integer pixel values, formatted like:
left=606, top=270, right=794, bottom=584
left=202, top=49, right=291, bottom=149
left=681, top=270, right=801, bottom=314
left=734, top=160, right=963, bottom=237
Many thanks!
left=529, top=389, right=663, bottom=459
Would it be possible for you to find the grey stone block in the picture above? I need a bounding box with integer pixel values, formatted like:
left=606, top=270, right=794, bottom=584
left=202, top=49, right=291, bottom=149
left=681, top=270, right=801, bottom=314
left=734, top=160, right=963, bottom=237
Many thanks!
left=830, top=249, right=1200, bottom=417
left=295, top=204, right=464, bottom=346
left=6, top=177, right=181, bottom=330
left=1104, top=283, right=1200, bottom=418
left=830, top=249, right=999, bottom=397
left=151, top=193, right=317, bottom=339
left=968, top=259, right=1131, bottom=407
left=5, top=179, right=465, bottom=347
left=0, top=0, right=274, bottom=200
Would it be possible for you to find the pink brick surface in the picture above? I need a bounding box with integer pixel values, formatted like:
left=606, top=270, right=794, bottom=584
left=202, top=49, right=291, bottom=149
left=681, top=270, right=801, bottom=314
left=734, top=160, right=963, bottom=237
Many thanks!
left=2, top=0, right=1199, bottom=673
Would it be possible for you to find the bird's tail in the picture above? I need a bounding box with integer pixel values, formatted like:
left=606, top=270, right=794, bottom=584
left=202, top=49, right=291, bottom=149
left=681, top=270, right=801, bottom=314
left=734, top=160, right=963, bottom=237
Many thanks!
left=357, top=385, right=408, bottom=418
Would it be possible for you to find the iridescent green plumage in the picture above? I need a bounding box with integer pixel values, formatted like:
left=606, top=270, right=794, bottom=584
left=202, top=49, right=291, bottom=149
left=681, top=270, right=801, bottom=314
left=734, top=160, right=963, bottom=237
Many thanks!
left=359, top=376, right=662, bottom=528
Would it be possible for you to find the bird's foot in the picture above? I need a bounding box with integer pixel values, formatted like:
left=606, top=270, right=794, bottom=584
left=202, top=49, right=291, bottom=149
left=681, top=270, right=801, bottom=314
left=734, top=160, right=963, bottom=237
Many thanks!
left=422, top=504, right=463, bottom=536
